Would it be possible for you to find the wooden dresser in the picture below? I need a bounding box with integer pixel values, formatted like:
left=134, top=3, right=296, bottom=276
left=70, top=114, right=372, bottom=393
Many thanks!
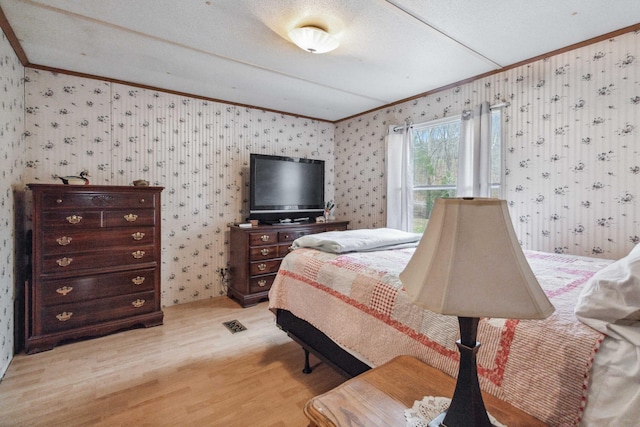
left=228, top=221, right=349, bottom=307
left=25, top=184, right=164, bottom=354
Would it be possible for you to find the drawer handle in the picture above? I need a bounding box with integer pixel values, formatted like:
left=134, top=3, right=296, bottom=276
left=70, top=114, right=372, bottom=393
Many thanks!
left=132, top=276, right=146, bottom=285
left=260, top=234, right=270, bottom=242
left=66, top=215, right=82, bottom=224
left=283, top=234, right=290, bottom=240
left=56, top=199, right=63, bottom=204
left=258, top=279, right=267, bottom=287
left=124, top=213, right=138, bottom=222
left=56, top=236, right=72, bottom=246
left=56, top=312, right=73, bottom=322
left=140, top=198, right=145, bottom=204
left=258, top=263, right=267, bottom=271
left=132, top=250, right=145, bottom=259
left=132, top=232, right=145, bottom=241
left=56, top=257, right=73, bottom=267
left=56, top=286, right=73, bottom=296
left=132, top=299, right=146, bottom=308
left=260, top=248, right=270, bottom=256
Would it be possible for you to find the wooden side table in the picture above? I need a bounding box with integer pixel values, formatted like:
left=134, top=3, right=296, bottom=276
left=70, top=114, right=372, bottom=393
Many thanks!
left=304, top=355, right=547, bottom=427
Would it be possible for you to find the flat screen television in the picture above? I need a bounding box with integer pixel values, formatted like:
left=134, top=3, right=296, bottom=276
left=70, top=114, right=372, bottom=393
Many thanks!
left=249, top=153, right=325, bottom=224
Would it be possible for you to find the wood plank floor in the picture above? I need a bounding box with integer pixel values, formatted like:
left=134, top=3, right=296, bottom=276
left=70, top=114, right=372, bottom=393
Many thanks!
left=0, top=297, right=346, bottom=426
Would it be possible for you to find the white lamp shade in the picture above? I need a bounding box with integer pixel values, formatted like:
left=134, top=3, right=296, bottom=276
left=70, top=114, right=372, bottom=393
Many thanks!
left=400, top=198, right=555, bottom=319
left=288, top=26, right=340, bottom=54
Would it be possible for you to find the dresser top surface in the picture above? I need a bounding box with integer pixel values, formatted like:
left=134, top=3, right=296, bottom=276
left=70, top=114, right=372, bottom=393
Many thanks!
left=27, top=184, right=164, bottom=192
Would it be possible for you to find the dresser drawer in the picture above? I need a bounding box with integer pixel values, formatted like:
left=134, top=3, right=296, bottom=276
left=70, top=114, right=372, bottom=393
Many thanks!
left=40, top=290, right=156, bottom=334
left=41, top=268, right=156, bottom=305
left=43, top=227, right=155, bottom=254
left=249, top=259, right=281, bottom=276
left=42, top=245, right=156, bottom=274
left=326, top=223, right=348, bottom=232
left=103, top=210, right=156, bottom=227
left=249, top=274, right=276, bottom=293
left=42, top=211, right=103, bottom=229
left=278, top=243, right=293, bottom=257
left=279, top=228, right=315, bottom=242
left=249, top=232, right=279, bottom=246
left=249, top=245, right=279, bottom=261
left=40, top=191, right=156, bottom=210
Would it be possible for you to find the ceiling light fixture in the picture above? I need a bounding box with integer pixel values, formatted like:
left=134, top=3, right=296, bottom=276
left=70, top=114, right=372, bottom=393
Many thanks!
left=288, top=26, right=339, bottom=54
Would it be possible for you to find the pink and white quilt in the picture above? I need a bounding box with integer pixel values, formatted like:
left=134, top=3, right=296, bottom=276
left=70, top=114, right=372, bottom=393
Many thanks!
left=268, top=248, right=613, bottom=426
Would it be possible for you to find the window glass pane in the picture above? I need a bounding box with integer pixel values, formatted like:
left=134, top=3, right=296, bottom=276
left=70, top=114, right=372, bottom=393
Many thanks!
left=413, top=188, right=456, bottom=233
left=410, top=109, right=502, bottom=233
left=413, top=121, right=460, bottom=187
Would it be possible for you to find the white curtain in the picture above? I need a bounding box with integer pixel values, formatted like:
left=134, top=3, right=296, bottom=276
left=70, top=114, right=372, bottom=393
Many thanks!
left=385, top=123, right=413, bottom=231
left=457, top=101, right=491, bottom=197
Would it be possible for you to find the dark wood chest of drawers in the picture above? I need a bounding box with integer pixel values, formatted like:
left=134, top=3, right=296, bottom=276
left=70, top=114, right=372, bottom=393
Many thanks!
left=228, top=221, right=349, bottom=307
left=25, top=184, right=164, bottom=354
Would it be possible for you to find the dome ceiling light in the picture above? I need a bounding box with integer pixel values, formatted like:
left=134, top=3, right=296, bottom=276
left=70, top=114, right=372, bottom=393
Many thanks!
left=288, top=26, right=340, bottom=54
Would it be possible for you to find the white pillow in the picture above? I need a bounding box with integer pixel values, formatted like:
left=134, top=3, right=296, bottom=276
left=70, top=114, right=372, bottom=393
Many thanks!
left=575, top=244, right=640, bottom=344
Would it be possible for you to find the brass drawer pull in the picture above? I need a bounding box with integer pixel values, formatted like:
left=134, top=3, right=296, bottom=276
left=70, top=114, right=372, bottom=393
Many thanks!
left=132, top=299, right=146, bottom=308
left=124, top=213, right=138, bottom=222
left=260, top=248, right=270, bottom=256
left=132, top=232, right=145, bottom=241
left=56, top=286, right=73, bottom=296
left=56, top=198, right=63, bottom=204
left=66, top=215, right=82, bottom=224
left=56, top=236, right=72, bottom=246
left=260, top=234, right=270, bottom=242
left=56, top=312, right=73, bottom=322
left=257, top=263, right=267, bottom=271
left=132, top=276, right=145, bottom=285
left=258, top=279, right=267, bottom=287
left=132, top=250, right=145, bottom=259
left=139, top=198, right=145, bottom=204
left=56, top=257, right=73, bottom=267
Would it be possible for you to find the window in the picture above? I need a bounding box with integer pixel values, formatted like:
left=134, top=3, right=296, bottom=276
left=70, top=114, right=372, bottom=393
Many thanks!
left=411, top=110, right=502, bottom=233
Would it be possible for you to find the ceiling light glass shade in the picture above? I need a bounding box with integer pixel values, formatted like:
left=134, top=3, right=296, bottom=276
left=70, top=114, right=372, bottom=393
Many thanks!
left=288, top=26, right=340, bottom=54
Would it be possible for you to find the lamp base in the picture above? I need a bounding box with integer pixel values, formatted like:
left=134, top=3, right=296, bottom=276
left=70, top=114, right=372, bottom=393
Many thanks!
left=428, top=411, right=498, bottom=427
left=441, top=317, right=494, bottom=427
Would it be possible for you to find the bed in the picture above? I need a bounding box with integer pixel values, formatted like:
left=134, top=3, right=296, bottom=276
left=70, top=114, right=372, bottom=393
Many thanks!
left=268, top=228, right=640, bottom=426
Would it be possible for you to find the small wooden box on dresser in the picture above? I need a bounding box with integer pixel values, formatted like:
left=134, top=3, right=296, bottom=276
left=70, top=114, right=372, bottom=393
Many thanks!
left=228, top=221, right=349, bottom=307
left=25, top=184, right=164, bottom=354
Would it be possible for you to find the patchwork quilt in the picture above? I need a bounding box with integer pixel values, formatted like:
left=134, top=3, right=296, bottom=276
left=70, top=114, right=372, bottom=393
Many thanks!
left=269, top=248, right=613, bottom=426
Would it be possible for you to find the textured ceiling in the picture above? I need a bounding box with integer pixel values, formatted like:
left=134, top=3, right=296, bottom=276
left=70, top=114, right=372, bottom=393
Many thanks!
left=1, top=0, right=639, bottom=121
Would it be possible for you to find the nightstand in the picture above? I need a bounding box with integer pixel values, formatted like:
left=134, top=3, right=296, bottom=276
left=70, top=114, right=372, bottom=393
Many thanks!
left=304, top=355, right=547, bottom=427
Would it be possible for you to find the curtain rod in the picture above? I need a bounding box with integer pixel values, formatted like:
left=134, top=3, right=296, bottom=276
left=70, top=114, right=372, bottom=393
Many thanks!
left=392, top=102, right=511, bottom=132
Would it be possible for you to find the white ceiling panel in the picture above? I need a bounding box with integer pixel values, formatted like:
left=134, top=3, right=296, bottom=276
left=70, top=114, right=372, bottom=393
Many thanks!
left=1, top=0, right=638, bottom=121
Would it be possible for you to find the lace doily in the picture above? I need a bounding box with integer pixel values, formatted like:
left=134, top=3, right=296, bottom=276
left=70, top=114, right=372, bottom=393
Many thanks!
left=405, top=396, right=506, bottom=427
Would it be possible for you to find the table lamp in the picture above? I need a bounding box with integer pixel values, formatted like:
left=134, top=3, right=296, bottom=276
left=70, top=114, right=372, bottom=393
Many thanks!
left=400, top=198, right=554, bottom=427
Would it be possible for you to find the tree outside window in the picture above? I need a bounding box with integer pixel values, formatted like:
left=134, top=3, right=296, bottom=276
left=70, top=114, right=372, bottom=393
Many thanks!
left=411, top=111, right=502, bottom=233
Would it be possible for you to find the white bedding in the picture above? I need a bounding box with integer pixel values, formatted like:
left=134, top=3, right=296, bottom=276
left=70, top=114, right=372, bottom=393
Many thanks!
left=575, top=243, right=640, bottom=425
left=290, top=227, right=421, bottom=253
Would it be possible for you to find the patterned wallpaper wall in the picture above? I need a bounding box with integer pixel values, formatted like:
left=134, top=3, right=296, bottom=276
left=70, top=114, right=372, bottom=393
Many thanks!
left=335, top=30, right=640, bottom=260
left=22, top=70, right=335, bottom=307
left=0, top=29, right=25, bottom=377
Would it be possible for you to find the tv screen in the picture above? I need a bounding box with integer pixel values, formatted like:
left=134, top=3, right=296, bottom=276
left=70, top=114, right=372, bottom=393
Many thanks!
left=250, top=154, right=325, bottom=222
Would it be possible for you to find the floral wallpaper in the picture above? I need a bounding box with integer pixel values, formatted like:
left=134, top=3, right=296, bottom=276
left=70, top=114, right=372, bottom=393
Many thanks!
left=335, top=30, right=640, bottom=260
left=0, top=28, right=25, bottom=378
left=22, top=71, right=335, bottom=307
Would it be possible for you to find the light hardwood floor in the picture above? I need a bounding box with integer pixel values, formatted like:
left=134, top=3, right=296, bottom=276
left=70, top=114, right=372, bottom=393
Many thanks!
left=0, top=297, right=346, bottom=426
